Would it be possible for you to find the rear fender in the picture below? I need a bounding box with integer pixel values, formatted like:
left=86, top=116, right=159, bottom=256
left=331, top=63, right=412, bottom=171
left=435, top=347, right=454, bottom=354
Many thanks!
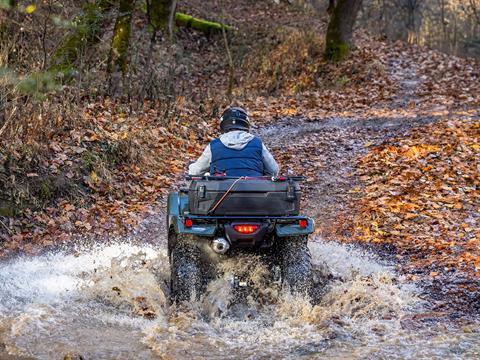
left=168, top=192, right=216, bottom=236
left=275, top=217, right=314, bottom=237
left=177, top=220, right=217, bottom=236
left=167, top=192, right=181, bottom=232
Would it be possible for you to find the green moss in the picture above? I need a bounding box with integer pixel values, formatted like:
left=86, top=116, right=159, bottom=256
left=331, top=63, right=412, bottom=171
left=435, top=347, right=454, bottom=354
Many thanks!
left=0, top=205, right=15, bottom=217
left=81, top=150, right=98, bottom=171
left=100, top=141, right=121, bottom=166
left=337, top=74, right=350, bottom=87
left=175, top=13, right=233, bottom=33
left=50, top=0, right=114, bottom=71
left=39, top=180, right=53, bottom=201
left=82, top=143, right=125, bottom=172
left=109, top=0, right=134, bottom=75
left=324, top=41, right=349, bottom=63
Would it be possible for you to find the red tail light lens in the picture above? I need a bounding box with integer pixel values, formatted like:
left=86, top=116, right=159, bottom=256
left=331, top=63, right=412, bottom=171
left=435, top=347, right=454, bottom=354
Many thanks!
left=299, top=219, right=308, bottom=229
left=233, top=224, right=259, bottom=234
left=184, top=218, right=193, bottom=228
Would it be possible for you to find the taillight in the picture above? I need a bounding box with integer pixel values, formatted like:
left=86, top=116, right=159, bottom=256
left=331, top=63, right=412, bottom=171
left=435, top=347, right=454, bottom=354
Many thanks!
left=299, top=219, right=308, bottom=229
left=233, top=224, right=259, bottom=234
left=184, top=218, right=193, bottom=228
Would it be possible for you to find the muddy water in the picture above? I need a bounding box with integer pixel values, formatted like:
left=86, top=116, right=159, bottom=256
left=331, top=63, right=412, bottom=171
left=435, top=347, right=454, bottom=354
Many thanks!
left=0, top=238, right=479, bottom=360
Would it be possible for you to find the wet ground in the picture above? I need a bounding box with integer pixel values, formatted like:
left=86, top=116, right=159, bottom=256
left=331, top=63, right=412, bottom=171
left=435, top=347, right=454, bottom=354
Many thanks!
left=0, top=113, right=479, bottom=359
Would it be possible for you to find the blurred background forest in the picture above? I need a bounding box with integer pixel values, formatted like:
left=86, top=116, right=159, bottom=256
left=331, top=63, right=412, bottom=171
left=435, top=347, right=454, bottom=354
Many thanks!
left=1, top=0, right=478, bottom=137
left=306, top=0, right=480, bottom=57
left=357, top=0, right=479, bottom=56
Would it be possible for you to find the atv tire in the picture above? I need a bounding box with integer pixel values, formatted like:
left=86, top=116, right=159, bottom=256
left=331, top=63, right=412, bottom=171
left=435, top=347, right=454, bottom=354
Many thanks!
left=170, top=234, right=203, bottom=303
left=277, top=235, right=312, bottom=296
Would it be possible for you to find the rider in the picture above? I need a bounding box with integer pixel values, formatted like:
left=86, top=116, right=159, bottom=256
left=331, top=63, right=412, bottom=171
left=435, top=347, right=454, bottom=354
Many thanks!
left=188, top=107, right=279, bottom=177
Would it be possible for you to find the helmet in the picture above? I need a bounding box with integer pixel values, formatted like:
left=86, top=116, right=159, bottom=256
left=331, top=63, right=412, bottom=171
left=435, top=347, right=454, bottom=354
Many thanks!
left=219, top=107, right=250, bottom=132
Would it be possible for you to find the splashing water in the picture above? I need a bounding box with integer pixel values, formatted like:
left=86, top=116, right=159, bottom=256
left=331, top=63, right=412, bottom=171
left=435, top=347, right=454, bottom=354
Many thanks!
left=0, top=239, right=478, bottom=359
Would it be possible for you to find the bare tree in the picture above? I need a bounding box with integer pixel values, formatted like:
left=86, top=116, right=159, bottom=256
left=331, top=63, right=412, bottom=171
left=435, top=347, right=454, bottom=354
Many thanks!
left=439, top=0, right=448, bottom=50
left=109, top=0, right=135, bottom=76
left=468, top=0, right=480, bottom=28
left=147, top=0, right=176, bottom=35
left=397, top=0, right=424, bottom=43
left=324, top=0, right=363, bottom=62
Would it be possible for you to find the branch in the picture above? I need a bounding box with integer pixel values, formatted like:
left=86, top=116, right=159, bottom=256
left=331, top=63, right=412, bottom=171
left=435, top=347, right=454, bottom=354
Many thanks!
left=174, top=13, right=233, bottom=33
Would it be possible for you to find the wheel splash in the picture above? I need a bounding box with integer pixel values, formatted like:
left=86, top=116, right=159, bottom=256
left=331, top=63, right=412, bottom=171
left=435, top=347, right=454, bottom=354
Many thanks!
left=0, top=239, right=478, bottom=360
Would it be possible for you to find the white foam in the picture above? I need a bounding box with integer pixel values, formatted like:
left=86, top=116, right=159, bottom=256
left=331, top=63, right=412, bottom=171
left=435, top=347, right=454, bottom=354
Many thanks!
left=309, top=238, right=393, bottom=278
left=0, top=242, right=162, bottom=312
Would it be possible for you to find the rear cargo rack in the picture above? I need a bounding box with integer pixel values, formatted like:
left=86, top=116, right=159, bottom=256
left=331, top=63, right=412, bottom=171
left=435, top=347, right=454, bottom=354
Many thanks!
left=188, top=177, right=302, bottom=216
left=184, top=215, right=307, bottom=220
left=186, top=175, right=305, bottom=181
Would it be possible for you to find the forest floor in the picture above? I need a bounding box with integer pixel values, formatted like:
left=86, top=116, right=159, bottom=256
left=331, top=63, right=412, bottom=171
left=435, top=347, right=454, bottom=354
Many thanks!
left=0, top=0, right=479, bottom=317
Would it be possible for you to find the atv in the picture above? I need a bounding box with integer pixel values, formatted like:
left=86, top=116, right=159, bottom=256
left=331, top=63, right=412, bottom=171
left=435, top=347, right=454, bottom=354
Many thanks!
left=167, top=175, right=314, bottom=302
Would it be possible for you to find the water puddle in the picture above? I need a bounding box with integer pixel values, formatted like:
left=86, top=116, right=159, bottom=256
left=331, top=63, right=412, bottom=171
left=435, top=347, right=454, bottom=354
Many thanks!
left=0, top=239, right=478, bottom=359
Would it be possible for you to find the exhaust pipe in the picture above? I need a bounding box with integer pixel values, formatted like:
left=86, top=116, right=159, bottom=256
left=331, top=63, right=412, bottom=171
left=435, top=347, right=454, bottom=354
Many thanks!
left=211, top=237, right=230, bottom=254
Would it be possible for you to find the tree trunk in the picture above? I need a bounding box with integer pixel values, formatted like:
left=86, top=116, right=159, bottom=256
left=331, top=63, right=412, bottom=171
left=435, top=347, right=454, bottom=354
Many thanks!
left=324, top=0, right=363, bottom=62
left=109, top=0, right=135, bottom=76
left=148, top=0, right=174, bottom=31
left=327, top=0, right=335, bottom=14
left=405, top=0, right=423, bottom=44
left=407, top=9, right=416, bottom=44
left=381, top=0, right=387, bottom=37
left=50, top=0, right=114, bottom=72
left=167, top=0, right=177, bottom=39
left=453, top=12, right=458, bottom=55
left=440, top=0, right=447, bottom=51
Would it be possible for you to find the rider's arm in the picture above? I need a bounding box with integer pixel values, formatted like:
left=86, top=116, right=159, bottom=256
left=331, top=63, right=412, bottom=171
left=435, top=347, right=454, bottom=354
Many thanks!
left=188, top=145, right=212, bottom=175
left=262, top=144, right=279, bottom=176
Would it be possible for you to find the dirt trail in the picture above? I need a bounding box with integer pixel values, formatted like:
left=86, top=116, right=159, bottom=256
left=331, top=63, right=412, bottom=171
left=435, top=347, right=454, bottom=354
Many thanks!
left=388, top=52, right=422, bottom=108
left=258, top=114, right=438, bottom=240
left=258, top=47, right=438, bottom=238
